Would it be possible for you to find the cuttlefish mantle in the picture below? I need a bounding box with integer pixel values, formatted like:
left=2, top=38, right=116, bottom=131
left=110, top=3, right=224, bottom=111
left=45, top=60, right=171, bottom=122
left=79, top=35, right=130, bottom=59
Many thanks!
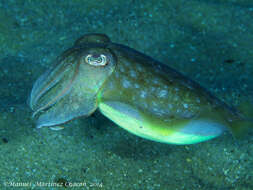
left=28, top=33, right=250, bottom=145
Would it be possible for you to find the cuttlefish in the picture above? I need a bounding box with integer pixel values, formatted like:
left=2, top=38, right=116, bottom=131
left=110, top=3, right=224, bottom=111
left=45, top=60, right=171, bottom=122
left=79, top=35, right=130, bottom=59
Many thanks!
left=28, top=33, right=250, bottom=145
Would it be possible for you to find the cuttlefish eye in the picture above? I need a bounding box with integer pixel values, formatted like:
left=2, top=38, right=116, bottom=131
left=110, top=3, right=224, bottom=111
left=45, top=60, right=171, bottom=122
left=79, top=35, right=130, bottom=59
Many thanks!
left=85, top=54, right=108, bottom=66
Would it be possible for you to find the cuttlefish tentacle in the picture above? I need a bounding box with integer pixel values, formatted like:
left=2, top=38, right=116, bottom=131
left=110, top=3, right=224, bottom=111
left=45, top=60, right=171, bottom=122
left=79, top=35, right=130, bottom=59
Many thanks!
left=29, top=48, right=79, bottom=109
left=31, top=56, right=82, bottom=118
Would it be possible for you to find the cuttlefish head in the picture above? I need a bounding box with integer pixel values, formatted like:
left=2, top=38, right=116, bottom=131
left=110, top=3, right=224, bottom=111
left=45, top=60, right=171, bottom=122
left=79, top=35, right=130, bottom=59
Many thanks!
left=28, top=34, right=116, bottom=128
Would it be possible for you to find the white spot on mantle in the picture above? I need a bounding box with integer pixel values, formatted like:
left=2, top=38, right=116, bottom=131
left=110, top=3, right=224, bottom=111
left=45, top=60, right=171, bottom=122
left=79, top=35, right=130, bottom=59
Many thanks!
left=122, top=78, right=131, bottom=88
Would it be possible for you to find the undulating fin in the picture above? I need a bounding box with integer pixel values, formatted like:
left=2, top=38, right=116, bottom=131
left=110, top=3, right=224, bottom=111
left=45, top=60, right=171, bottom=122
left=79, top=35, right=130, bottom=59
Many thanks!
left=237, top=100, right=253, bottom=120
left=228, top=119, right=252, bottom=139
left=228, top=100, right=253, bottom=138
left=74, top=33, right=111, bottom=46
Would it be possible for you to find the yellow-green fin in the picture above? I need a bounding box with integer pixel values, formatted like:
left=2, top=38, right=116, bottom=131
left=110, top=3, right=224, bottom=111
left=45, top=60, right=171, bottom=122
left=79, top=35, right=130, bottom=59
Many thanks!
left=237, top=100, right=253, bottom=120
left=229, top=119, right=252, bottom=139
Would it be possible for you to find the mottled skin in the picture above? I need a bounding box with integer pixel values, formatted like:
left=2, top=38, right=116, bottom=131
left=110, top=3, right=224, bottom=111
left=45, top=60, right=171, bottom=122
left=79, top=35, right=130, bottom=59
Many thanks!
left=99, top=43, right=232, bottom=120
left=29, top=33, right=244, bottom=144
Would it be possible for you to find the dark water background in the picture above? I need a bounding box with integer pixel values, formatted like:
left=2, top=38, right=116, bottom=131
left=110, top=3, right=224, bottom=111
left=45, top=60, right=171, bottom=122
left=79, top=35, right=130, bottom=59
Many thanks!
left=0, top=0, right=252, bottom=189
